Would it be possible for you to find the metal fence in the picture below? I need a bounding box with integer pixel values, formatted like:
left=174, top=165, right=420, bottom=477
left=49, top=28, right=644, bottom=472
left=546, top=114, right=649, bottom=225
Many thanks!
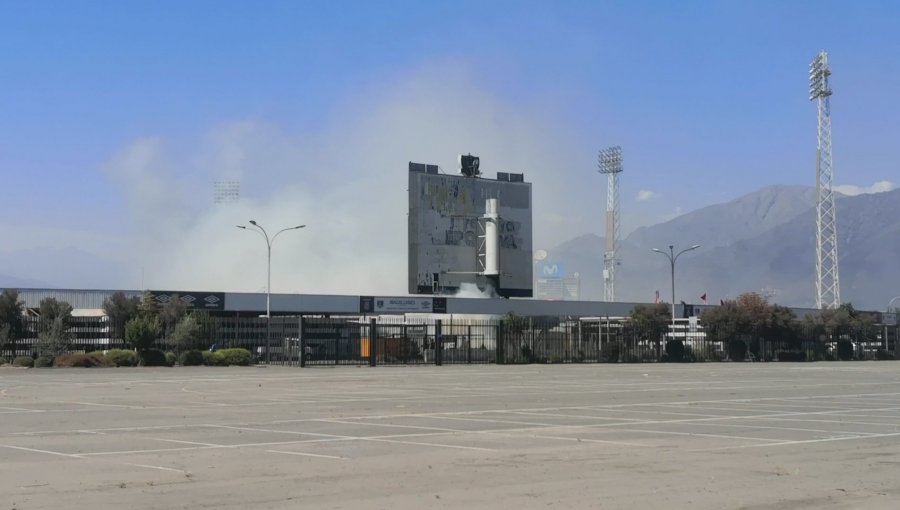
left=2, top=315, right=898, bottom=365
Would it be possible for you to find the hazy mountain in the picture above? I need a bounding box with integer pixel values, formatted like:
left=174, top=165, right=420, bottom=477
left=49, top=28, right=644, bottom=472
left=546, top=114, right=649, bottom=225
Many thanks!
left=0, top=247, right=129, bottom=290
left=549, top=186, right=900, bottom=310
left=626, top=185, right=817, bottom=252
left=0, top=273, right=49, bottom=288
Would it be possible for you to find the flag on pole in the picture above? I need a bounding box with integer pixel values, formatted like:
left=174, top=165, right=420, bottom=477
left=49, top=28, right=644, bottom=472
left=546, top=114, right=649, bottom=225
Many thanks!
left=701, top=293, right=708, bottom=304
left=655, top=290, right=660, bottom=304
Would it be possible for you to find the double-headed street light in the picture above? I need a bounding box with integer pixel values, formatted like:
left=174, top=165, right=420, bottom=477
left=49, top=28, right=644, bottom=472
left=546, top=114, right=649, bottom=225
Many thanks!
left=237, top=220, right=306, bottom=363
left=651, top=244, right=701, bottom=339
left=889, top=296, right=900, bottom=312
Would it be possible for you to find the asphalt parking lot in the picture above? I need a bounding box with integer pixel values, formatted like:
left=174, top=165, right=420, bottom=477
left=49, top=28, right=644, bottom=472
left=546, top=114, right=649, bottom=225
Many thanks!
left=3, top=363, right=900, bottom=509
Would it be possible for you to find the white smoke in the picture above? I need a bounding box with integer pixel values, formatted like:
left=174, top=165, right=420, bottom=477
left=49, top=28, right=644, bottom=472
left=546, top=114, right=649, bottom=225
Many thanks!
left=101, top=60, right=601, bottom=295
left=453, top=282, right=499, bottom=299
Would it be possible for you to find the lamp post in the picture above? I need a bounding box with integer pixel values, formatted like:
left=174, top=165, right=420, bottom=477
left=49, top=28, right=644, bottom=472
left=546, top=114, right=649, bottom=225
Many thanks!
left=889, top=296, right=900, bottom=312
left=887, top=296, right=900, bottom=351
left=651, top=244, right=701, bottom=340
left=237, top=221, right=306, bottom=363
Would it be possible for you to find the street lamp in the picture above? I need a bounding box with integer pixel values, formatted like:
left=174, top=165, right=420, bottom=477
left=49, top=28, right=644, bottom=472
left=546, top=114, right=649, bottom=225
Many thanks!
left=237, top=220, right=306, bottom=363
left=651, top=244, right=701, bottom=340
left=888, top=296, right=900, bottom=312
left=882, top=296, right=900, bottom=351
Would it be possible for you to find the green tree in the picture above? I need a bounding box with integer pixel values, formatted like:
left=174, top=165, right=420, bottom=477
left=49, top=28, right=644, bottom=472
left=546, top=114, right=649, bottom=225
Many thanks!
left=172, top=315, right=204, bottom=353
left=103, top=292, right=140, bottom=340
left=701, top=300, right=750, bottom=346
left=35, top=297, right=74, bottom=357
left=35, top=316, right=70, bottom=357
left=805, top=303, right=879, bottom=357
left=125, top=315, right=161, bottom=353
left=39, top=297, right=73, bottom=325
left=159, top=294, right=188, bottom=338
left=0, top=290, right=25, bottom=355
left=629, top=303, right=670, bottom=353
left=139, top=291, right=160, bottom=319
left=503, top=312, right=529, bottom=335
left=701, top=294, right=766, bottom=359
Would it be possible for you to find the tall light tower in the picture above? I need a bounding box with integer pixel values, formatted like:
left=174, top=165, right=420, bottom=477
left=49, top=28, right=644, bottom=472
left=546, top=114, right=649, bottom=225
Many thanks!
left=598, top=146, right=623, bottom=302
left=809, top=50, right=841, bottom=309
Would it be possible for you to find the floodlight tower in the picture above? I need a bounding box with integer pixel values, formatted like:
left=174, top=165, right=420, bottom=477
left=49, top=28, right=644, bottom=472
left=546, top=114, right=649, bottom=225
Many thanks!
left=598, top=146, right=623, bottom=302
left=809, top=50, right=841, bottom=309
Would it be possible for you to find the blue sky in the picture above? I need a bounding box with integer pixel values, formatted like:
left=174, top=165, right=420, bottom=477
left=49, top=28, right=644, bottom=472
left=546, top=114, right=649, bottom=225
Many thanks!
left=1, top=1, right=898, bottom=292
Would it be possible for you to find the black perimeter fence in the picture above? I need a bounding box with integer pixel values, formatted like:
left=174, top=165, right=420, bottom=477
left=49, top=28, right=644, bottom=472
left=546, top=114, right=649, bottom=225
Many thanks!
left=3, top=315, right=899, bottom=365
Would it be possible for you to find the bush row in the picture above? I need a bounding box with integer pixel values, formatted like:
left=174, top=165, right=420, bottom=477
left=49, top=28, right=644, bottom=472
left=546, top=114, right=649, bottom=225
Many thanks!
left=181, top=348, right=253, bottom=366
left=2, top=348, right=252, bottom=368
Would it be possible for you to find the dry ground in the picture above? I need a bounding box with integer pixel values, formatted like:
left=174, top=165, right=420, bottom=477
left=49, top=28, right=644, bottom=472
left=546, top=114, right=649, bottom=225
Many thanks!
left=3, top=363, right=900, bottom=509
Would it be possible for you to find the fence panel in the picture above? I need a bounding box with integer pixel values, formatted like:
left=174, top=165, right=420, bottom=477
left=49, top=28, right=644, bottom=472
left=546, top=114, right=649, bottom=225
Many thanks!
left=3, top=314, right=899, bottom=366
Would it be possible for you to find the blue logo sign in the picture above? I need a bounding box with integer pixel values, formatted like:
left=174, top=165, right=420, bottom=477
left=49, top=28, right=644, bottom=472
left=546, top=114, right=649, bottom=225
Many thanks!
left=539, top=262, right=566, bottom=278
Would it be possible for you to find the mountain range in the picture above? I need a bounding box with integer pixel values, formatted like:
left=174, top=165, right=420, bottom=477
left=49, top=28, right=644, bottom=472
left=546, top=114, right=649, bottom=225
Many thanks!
left=547, top=185, right=900, bottom=310
left=2, top=185, right=897, bottom=311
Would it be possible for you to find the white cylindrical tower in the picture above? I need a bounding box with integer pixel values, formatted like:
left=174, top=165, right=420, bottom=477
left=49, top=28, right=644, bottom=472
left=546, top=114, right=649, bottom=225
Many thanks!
left=483, top=198, right=500, bottom=276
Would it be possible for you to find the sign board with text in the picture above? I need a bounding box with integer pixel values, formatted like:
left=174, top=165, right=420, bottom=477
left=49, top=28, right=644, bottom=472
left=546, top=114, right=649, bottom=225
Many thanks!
left=359, top=296, right=448, bottom=314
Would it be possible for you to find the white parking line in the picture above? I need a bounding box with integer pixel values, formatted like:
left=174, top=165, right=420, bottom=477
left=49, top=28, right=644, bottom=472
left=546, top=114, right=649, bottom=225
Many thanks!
left=0, top=444, right=82, bottom=458
left=364, top=437, right=496, bottom=452
left=530, top=434, right=651, bottom=448
left=266, top=450, right=345, bottom=460
left=692, top=431, right=900, bottom=452
left=626, top=428, right=783, bottom=443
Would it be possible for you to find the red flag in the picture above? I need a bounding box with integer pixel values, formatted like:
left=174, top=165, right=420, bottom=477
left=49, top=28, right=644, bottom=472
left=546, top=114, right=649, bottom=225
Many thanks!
left=655, top=290, right=660, bottom=304
left=701, top=293, right=708, bottom=304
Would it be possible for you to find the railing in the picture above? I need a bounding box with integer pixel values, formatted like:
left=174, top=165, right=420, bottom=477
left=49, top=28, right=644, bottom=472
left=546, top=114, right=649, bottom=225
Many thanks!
left=2, top=315, right=897, bottom=365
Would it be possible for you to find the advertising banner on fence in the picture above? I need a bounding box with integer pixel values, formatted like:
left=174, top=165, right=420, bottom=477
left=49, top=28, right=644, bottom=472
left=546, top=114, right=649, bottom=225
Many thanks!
left=359, top=296, right=447, bottom=314
left=150, top=291, right=225, bottom=310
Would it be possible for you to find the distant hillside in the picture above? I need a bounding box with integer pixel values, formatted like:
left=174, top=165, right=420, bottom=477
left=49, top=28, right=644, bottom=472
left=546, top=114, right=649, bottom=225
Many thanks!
left=0, top=273, right=49, bottom=288
left=549, top=185, right=900, bottom=310
left=0, top=247, right=128, bottom=290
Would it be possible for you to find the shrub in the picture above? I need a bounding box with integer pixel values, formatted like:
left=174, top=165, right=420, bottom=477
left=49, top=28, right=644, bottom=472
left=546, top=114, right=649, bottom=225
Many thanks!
left=34, top=355, right=55, bottom=368
left=876, top=349, right=896, bottom=361
left=180, top=350, right=204, bottom=366
left=53, top=353, right=113, bottom=368
left=519, top=344, right=535, bottom=363
left=165, top=352, right=177, bottom=366
left=12, top=356, right=34, bottom=368
left=139, top=349, right=169, bottom=367
left=777, top=351, right=807, bottom=362
left=105, top=349, right=138, bottom=367
left=836, top=340, right=854, bottom=361
left=218, top=348, right=252, bottom=366
left=665, top=340, right=686, bottom=362
left=727, top=339, right=748, bottom=361
left=202, top=350, right=225, bottom=366
left=602, top=342, right=622, bottom=363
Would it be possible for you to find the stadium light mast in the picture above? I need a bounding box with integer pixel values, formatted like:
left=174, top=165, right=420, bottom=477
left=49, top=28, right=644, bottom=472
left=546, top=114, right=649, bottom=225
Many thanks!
left=810, top=50, right=841, bottom=309
left=598, top=146, right=623, bottom=302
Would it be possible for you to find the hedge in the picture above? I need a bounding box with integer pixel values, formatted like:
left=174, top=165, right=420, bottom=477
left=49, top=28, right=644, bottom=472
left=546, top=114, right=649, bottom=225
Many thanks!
left=105, top=349, right=138, bottom=367
left=202, top=350, right=225, bottom=366
left=180, top=350, right=204, bottom=366
left=218, top=348, right=253, bottom=366
left=139, top=349, right=169, bottom=367
left=34, top=355, right=55, bottom=368
left=54, top=353, right=113, bottom=368
left=12, top=356, right=34, bottom=368
left=664, top=340, right=686, bottom=362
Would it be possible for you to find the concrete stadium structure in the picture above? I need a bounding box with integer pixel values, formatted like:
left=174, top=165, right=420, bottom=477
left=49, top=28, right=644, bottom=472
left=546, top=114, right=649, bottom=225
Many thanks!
left=6, top=287, right=827, bottom=320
